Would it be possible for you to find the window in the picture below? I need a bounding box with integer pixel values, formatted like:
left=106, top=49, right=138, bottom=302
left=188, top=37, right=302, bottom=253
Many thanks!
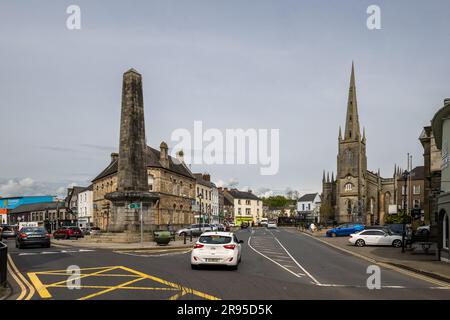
left=302, top=204, right=305, bottom=211
left=246, top=208, right=251, bottom=215
left=413, top=185, right=421, bottom=195
left=345, top=183, right=353, bottom=191
left=413, top=199, right=420, bottom=208
left=148, top=175, right=154, bottom=191
left=246, top=200, right=250, bottom=205
left=238, top=200, right=241, bottom=205
left=444, top=214, right=449, bottom=250
left=361, top=231, right=385, bottom=236
left=238, top=208, right=241, bottom=214
left=402, top=186, right=408, bottom=195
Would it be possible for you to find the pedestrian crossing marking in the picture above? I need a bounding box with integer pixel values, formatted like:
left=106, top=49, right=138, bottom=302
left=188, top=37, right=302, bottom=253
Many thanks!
left=27, top=265, right=220, bottom=300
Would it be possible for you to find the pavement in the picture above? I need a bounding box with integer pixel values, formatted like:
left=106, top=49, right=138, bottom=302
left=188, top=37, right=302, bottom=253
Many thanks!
left=297, top=227, right=450, bottom=283
left=3, top=228, right=450, bottom=300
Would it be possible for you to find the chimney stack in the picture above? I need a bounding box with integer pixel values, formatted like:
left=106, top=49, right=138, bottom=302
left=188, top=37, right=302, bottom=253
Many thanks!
left=160, top=141, right=169, bottom=168
left=111, top=153, right=119, bottom=163
left=202, top=173, right=211, bottom=181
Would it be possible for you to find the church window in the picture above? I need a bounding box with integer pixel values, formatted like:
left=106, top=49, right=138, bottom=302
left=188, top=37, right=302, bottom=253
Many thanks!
left=345, top=183, right=353, bottom=191
left=347, top=200, right=352, bottom=214
left=349, top=131, right=352, bottom=138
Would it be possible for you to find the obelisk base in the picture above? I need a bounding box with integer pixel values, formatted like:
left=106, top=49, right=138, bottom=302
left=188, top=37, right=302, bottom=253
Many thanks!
left=105, top=191, right=159, bottom=233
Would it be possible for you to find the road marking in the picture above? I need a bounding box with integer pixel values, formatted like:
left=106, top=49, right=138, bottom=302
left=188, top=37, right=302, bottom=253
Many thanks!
left=17, top=249, right=95, bottom=256
left=7, top=254, right=35, bottom=300
left=299, top=231, right=450, bottom=288
left=247, top=236, right=302, bottom=278
left=7, top=255, right=27, bottom=300
left=27, top=265, right=220, bottom=300
left=273, top=236, right=321, bottom=285
left=28, top=273, right=51, bottom=298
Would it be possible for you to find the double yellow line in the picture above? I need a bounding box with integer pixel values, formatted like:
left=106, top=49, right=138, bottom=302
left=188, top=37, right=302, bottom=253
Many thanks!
left=7, top=254, right=35, bottom=300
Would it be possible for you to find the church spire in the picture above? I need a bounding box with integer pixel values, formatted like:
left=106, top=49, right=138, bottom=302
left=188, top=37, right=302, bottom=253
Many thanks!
left=322, top=170, right=326, bottom=183
left=344, top=62, right=360, bottom=140
left=338, top=126, right=342, bottom=140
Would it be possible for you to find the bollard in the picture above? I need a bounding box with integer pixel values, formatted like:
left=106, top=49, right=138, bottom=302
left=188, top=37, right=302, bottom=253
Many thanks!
left=184, top=232, right=186, bottom=245
left=190, top=232, right=193, bottom=243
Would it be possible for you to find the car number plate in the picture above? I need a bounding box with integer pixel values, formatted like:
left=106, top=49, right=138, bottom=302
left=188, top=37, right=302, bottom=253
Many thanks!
left=206, top=258, right=220, bottom=262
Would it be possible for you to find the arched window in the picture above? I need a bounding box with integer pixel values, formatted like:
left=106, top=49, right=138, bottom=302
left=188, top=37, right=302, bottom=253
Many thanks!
left=347, top=200, right=352, bottom=214
left=345, top=183, right=353, bottom=191
left=444, top=213, right=449, bottom=250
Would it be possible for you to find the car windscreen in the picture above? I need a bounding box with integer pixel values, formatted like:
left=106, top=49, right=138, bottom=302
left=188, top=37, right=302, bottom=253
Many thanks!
left=199, top=235, right=232, bottom=244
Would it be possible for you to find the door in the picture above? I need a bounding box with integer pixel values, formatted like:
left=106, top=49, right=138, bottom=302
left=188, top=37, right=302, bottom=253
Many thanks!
left=363, top=230, right=385, bottom=245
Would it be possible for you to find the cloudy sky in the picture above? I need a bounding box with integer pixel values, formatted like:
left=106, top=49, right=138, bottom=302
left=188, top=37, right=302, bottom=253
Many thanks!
left=0, top=0, right=449, bottom=198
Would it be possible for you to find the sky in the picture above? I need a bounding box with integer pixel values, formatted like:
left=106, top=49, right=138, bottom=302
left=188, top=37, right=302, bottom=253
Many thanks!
left=0, top=0, right=449, bottom=198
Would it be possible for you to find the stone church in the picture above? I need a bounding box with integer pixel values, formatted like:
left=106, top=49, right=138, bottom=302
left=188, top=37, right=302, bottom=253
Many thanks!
left=322, top=64, right=400, bottom=225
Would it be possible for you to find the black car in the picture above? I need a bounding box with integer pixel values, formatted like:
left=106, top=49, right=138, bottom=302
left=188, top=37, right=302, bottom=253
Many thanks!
left=16, top=227, right=51, bottom=249
left=240, top=222, right=249, bottom=229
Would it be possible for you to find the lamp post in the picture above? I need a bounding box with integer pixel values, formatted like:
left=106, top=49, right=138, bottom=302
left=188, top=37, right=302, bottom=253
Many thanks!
left=402, top=170, right=409, bottom=253
left=198, top=193, right=203, bottom=232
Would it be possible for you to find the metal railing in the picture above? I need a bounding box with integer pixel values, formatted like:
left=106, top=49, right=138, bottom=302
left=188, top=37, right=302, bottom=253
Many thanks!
left=0, top=241, right=7, bottom=287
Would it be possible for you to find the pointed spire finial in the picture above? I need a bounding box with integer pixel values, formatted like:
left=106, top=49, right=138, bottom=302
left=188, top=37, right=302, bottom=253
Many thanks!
left=327, top=172, right=330, bottom=183
left=331, top=172, right=334, bottom=182
left=344, top=62, right=360, bottom=140
left=322, top=170, right=325, bottom=183
left=339, top=126, right=342, bottom=140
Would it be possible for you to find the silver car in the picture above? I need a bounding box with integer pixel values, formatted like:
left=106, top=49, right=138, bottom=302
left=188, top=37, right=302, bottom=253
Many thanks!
left=1, top=225, right=17, bottom=239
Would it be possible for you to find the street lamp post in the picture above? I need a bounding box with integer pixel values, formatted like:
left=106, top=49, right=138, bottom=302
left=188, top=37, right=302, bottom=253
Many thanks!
left=198, top=194, right=203, bottom=232
left=402, top=170, right=409, bottom=253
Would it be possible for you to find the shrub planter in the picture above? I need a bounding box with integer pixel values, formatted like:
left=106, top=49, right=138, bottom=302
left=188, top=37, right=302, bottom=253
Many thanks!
left=153, top=230, right=171, bottom=245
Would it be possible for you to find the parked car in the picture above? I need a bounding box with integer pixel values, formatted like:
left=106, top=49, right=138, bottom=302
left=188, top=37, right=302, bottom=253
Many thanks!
left=1, top=225, right=17, bottom=239
left=326, top=223, right=364, bottom=237
left=53, top=226, right=84, bottom=239
left=240, top=222, right=249, bottom=229
left=177, top=224, right=213, bottom=237
left=384, top=223, right=405, bottom=235
left=267, top=221, right=277, bottom=229
left=349, top=229, right=403, bottom=247
left=211, top=224, right=225, bottom=231
left=16, top=227, right=50, bottom=249
left=191, top=232, right=243, bottom=270
left=416, top=225, right=430, bottom=236
left=90, top=227, right=102, bottom=235
left=260, top=218, right=268, bottom=227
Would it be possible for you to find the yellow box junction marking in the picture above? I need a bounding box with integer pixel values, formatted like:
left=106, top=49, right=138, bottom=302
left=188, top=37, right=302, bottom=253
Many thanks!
left=27, top=266, right=220, bottom=300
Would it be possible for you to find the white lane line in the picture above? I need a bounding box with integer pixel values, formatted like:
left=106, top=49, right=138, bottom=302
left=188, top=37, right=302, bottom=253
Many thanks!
left=273, top=237, right=321, bottom=286
left=17, top=249, right=95, bottom=256
left=247, top=236, right=302, bottom=279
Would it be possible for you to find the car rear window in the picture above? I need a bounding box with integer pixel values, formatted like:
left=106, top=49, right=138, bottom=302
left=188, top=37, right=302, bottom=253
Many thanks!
left=21, top=227, right=45, bottom=233
left=199, top=235, right=232, bottom=244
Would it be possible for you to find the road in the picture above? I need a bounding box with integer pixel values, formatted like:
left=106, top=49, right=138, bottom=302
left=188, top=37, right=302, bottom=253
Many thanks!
left=5, top=227, right=450, bottom=300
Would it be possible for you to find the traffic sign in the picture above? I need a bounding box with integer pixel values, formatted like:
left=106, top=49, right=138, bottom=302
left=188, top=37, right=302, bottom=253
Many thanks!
left=128, top=203, right=141, bottom=209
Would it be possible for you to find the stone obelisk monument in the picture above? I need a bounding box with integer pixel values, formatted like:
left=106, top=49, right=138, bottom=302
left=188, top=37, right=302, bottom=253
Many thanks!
left=105, top=69, right=158, bottom=233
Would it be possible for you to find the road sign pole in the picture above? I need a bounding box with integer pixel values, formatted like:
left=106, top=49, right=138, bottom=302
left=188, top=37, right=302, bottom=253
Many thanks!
left=140, top=201, right=143, bottom=247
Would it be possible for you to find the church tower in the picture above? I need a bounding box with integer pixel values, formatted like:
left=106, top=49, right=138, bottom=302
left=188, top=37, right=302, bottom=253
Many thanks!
left=336, top=63, right=367, bottom=223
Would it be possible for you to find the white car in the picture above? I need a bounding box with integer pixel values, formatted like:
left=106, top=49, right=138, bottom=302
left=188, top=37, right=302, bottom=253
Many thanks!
left=349, top=229, right=403, bottom=247
left=260, top=218, right=268, bottom=227
left=191, top=232, right=243, bottom=270
left=267, top=221, right=277, bottom=229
